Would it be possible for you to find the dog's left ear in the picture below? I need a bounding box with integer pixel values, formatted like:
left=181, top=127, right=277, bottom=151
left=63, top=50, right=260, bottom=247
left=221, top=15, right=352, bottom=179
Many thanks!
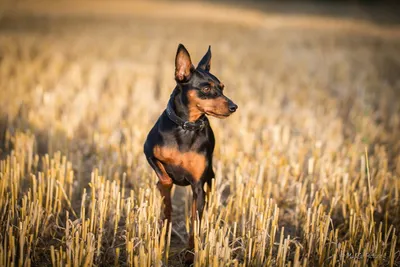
left=197, top=46, right=211, bottom=72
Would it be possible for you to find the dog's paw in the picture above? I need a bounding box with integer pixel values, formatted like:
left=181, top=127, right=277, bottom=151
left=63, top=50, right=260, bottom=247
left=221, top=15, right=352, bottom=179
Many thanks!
left=184, top=249, right=194, bottom=265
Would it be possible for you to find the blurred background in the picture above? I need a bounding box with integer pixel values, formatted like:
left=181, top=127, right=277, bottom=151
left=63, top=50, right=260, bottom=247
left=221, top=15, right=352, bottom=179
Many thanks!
left=0, top=0, right=400, bottom=266
left=1, top=0, right=399, bottom=162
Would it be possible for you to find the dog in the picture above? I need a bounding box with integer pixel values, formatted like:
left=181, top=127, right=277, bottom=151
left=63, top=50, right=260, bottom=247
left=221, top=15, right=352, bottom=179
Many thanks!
left=143, top=44, right=237, bottom=263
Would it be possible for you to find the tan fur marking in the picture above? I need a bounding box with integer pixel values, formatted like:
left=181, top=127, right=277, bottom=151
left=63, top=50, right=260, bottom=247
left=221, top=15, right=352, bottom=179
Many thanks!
left=153, top=145, right=206, bottom=181
left=187, top=90, right=204, bottom=122
left=156, top=161, right=173, bottom=185
left=187, top=91, right=230, bottom=121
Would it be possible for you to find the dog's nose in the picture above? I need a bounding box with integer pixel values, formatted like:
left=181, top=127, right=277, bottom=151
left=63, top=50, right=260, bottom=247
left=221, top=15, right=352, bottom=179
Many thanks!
left=229, top=103, right=238, bottom=113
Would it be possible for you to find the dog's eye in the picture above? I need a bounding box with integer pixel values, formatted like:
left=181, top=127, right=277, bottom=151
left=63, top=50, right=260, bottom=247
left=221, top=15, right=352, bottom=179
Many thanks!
left=202, top=87, right=211, bottom=93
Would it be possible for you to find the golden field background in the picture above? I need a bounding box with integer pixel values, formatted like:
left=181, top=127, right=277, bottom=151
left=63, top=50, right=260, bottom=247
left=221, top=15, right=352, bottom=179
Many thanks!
left=0, top=1, right=400, bottom=266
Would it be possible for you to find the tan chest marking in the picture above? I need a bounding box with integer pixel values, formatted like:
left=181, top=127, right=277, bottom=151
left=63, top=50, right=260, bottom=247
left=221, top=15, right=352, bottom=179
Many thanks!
left=153, top=145, right=206, bottom=181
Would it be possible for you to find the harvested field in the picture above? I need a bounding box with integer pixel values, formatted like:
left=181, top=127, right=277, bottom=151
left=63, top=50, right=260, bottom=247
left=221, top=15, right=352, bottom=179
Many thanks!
left=0, top=1, right=400, bottom=266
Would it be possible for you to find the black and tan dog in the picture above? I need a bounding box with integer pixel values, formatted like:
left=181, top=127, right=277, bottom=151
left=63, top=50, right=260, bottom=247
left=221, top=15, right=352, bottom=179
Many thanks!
left=144, top=44, right=237, bottom=262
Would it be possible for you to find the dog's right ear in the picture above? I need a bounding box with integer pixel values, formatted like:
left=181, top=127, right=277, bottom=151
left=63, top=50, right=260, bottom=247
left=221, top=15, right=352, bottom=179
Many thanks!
left=175, top=44, right=194, bottom=82
left=197, top=45, right=211, bottom=72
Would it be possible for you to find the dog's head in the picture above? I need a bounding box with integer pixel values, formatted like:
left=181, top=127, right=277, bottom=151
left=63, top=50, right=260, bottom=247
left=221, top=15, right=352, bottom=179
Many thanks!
left=174, top=44, right=237, bottom=121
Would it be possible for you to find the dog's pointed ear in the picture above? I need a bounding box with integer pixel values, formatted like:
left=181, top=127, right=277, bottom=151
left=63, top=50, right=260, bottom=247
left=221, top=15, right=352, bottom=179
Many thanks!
left=197, top=45, right=211, bottom=72
left=175, top=44, right=194, bottom=82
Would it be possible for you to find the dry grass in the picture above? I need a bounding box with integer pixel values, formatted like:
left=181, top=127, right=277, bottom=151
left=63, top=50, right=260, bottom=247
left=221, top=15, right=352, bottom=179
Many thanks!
left=0, top=3, right=400, bottom=266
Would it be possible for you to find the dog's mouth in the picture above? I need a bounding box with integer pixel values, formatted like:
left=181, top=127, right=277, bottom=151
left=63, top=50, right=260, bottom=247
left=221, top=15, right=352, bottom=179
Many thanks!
left=205, top=111, right=231, bottom=119
left=197, top=104, right=231, bottom=119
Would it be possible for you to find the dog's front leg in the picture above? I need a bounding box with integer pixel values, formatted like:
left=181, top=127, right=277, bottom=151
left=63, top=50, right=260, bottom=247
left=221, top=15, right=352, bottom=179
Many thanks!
left=188, top=182, right=205, bottom=248
left=157, top=181, right=173, bottom=222
left=185, top=182, right=205, bottom=264
left=146, top=156, right=173, bottom=222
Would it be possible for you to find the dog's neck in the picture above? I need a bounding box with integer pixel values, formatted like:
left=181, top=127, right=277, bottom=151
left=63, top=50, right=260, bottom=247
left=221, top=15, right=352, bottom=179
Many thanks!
left=171, top=87, right=203, bottom=123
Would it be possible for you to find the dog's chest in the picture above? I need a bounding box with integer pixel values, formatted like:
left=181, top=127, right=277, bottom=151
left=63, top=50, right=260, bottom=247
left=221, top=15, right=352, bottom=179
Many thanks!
left=154, top=145, right=207, bottom=181
left=154, top=130, right=212, bottom=182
